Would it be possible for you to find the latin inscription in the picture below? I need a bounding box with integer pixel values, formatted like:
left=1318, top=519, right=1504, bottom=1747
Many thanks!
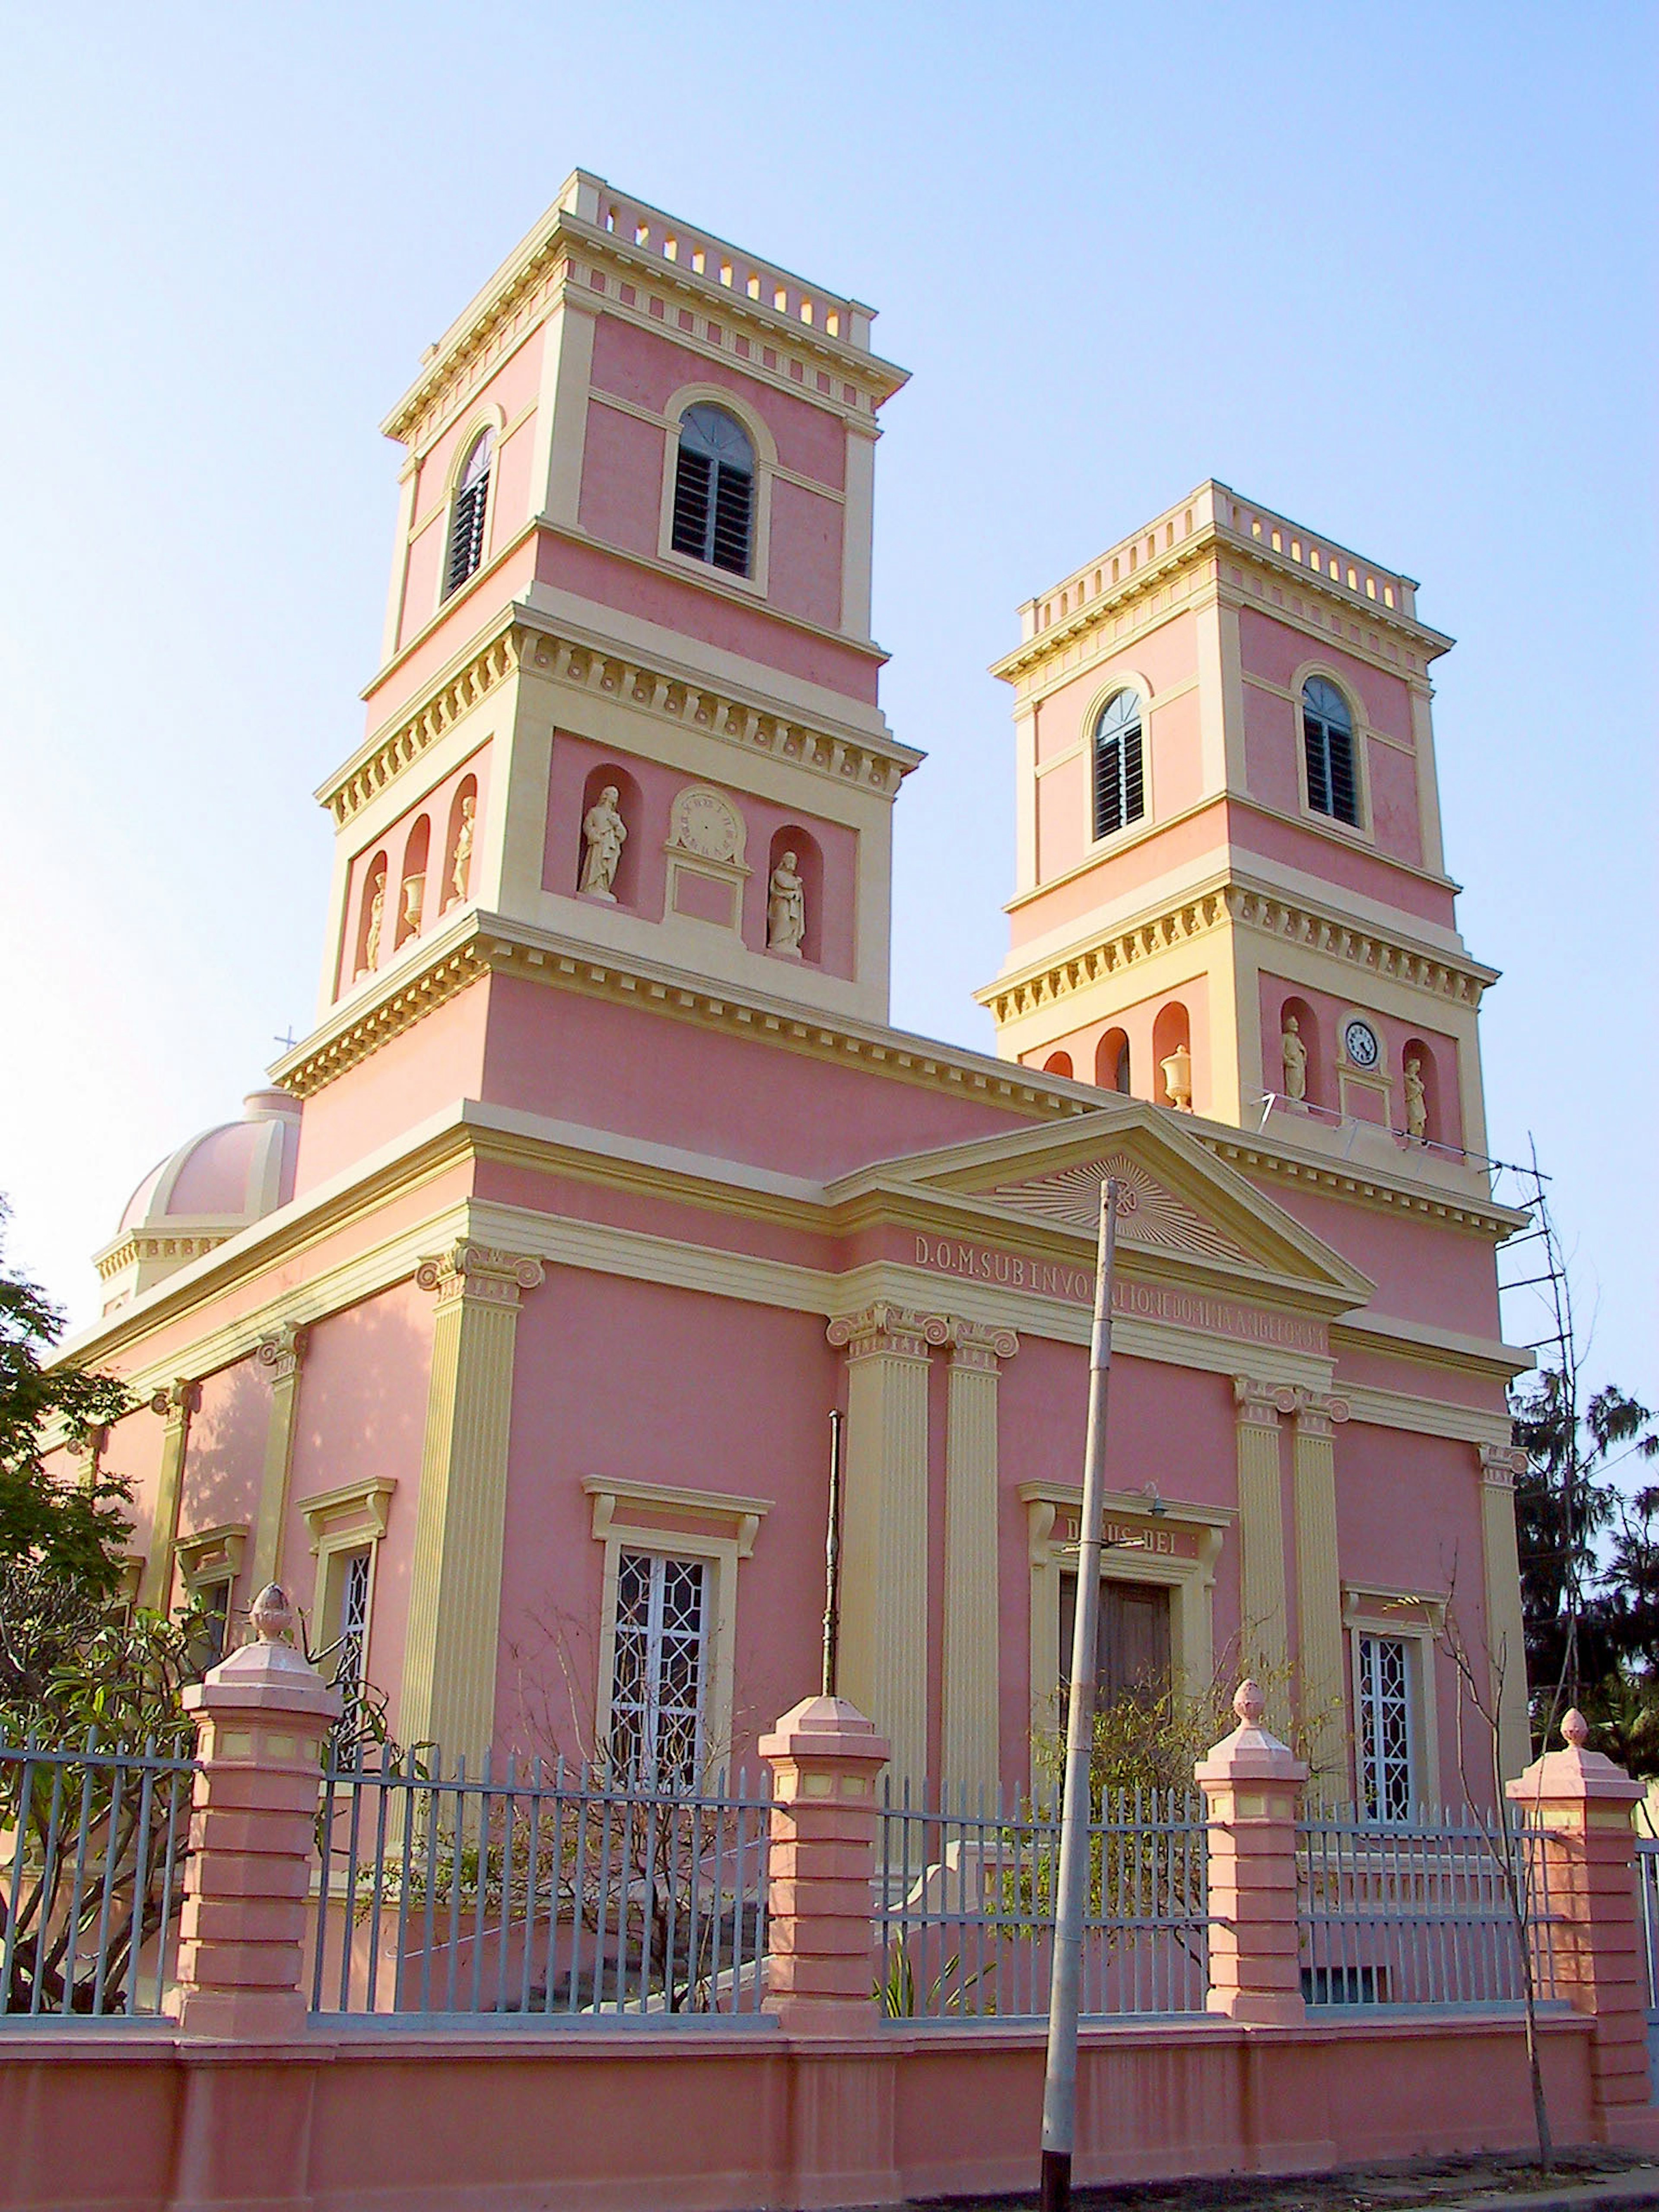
left=912, top=1233, right=1326, bottom=1355
left=1057, top=1513, right=1191, bottom=1557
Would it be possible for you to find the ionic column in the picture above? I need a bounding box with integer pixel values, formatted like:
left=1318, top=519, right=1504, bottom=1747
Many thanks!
left=248, top=1324, right=308, bottom=1593
left=1292, top=1388, right=1350, bottom=1783
left=941, top=1319, right=1017, bottom=1797
left=826, top=1302, right=945, bottom=1789
left=401, top=1243, right=545, bottom=1761
left=1232, top=1378, right=1294, bottom=1715
left=137, top=1380, right=202, bottom=1612
left=1480, top=1443, right=1532, bottom=1780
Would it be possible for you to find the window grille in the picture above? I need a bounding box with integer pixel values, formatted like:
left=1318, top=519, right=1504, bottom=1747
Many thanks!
left=1356, top=1633, right=1414, bottom=1822
left=335, top=1550, right=372, bottom=1703
left=443, top=429, right=494, bottom=600
left=609, top=1551, right=708, bottom=1790
left=1302, top=676, right=1359, bottom=825
left=1091, top=690, right=1145, bottom=839
left=197, top=1580, right=231, bottom=1670
left=670, top=405, right=754, bottom=576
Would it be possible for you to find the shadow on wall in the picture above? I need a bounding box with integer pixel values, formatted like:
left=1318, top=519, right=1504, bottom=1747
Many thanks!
left=1096, top=1028, right=1130, bottom=1095
left=1152, top=1001, right=1190, bottom=1107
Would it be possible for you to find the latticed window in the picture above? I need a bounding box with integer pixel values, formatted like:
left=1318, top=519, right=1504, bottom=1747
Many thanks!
left=1357, top=1634, right=1414, bottom=1822
left=443, top=429, right=494, bottom=600
left=335, top=1550, right=372, bottom=1702
left=1091, top=690, right=1145, bottom=840
left=609, top=1551, right=708, bottom=1789
left=670, top=405, right=754, bottom=576
left=1302, top=676, right=1359, bottom=826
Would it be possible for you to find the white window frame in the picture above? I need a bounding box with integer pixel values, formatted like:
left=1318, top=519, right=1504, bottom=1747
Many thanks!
left=436, top=411, right=503, bottom=612
left=586, top=1476, right=769, bottom=1782
left=302, top=1477, right=396, bottom=1700
left=1289, top=661, right=1373, bottom=845
left=1343, top=1587, right=1443, bottom=1818
left=175, top=1523, right=248, bottom=1661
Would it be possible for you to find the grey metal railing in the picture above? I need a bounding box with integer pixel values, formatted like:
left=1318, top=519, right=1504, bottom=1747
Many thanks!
left=0, top=1736, right=197, bottom=2020
left=309, top=1750, right=774, bottom=2022
left=1637, top=1837, right=1659, bottom=2015
left=1297, top=1805, right=1561, bottom=2008
left=877, top=1783, right=1211, bottom=2021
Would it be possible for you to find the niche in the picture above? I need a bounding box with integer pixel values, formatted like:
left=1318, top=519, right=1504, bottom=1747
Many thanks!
left=1278, top=995, right=1322, bottom=1111
left=577, top=764, right=642, bottom=907
left=1401, top=1037, right=1439, bottom=1146
left=1043, top=1050, right=1074, bottom=1079
left=1095, top=1029, right=1131, bottom=1095
left=395, top=816, right=431, bottom=948
left=353, top=850, right=389, bottom=979
left=766, top=826, right=823, bottom=963
left=441, top=774, right=479, bottom=913
left=1152, top=1001, right=1192, bottom=1109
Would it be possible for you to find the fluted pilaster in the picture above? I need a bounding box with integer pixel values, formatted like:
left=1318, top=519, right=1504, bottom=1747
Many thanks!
left=941, top=1319, right=1018, bottom=1796
left=1291, top=1388, right=1349, bottom=1781
left=138, top=1380, right=202, bottom=1611
left=401, top=1244, right=545, bottom=1760
left=249, top=1324, right=308, bottom=1593
left=1232, top=1377, right=1294, bottom=1720
left=1479, top=1443, right=1532, bottom=1779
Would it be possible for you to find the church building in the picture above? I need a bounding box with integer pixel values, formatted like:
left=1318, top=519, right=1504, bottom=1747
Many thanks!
left=67, top=172, right=1533, bottom=1811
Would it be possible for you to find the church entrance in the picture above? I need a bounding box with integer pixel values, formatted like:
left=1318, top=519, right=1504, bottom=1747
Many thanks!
left=1058, top=1574, right=1172, bottom=1709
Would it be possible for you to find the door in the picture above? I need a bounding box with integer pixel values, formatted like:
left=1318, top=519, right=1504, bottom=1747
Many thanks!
left=1058, top=1575, right=1173, bottom=1708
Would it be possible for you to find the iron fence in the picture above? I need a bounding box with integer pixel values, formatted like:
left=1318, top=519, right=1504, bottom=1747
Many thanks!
left=0, top=1736, right=197, bottom=2020
left=877, top=1783, right=1212, bottom=2021
left=1297, top=1805, right=1562, bottom=2008
left=309, top=1749, right=774, bottom=2022
left=1637, top=1837, right=1659, bottom=2015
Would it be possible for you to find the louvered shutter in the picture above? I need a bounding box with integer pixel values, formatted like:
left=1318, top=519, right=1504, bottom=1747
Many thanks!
left=710, top=467, right=752, bottom=574
left=442, top=430, right=494, bottom=601
left=1302, top=678, right=1358, bottom=826
left=671, top=447, right=713, bottom=559
left=1092, top=692, right=1145, bottom=841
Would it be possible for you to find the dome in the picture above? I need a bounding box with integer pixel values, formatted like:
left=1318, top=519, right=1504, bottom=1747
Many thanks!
left=97, top=1090, right=301, bottom=1313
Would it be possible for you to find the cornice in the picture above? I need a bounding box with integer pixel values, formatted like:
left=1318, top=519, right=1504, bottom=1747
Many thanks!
left=991, top=485, right=1452, bottom=692
left=1203, top=1130, right=1529, bottom=1243
left=384, top=191, right=907, bottom=453
left=323, top=606, right=921, bottom=830
left=977, top=874, right=1496, bottom=1028
left=268, top=906, right=1099, bottom=1119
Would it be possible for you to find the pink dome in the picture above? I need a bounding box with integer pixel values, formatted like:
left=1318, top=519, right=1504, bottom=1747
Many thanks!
left=114, top=1091, right=301, bottom=1238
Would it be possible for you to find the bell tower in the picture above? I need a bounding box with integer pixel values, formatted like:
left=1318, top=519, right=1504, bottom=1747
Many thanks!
left=978, top=482, right=1498, bottom=1184
left=307, top=171, right=915, bottom=1046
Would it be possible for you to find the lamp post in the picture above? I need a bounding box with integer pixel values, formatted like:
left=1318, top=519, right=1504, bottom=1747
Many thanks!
left=1039, top=1177, right=1124, bottom=2212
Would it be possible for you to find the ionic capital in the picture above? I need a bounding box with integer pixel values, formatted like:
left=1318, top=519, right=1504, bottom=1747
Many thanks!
left=826, top=1301, right=949, bottom=1364
left=149, top=1379, right=202, bottom=1422
left=943, top=1317, right=1020, bottom=1373
left=1292, top=1388, right=1350, bottom=1438
left=416, top=1242, right=547, bottom=1312
left=255, top=1322, right=308, bottom=1383
left=1479, top=1443, right=1527, bottom=1492
left=1233, top=1375, right=1298, bottom=1427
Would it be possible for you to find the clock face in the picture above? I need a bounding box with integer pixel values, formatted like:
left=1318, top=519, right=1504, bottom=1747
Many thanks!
left=1344, top=1018, right=1380, bottom=1070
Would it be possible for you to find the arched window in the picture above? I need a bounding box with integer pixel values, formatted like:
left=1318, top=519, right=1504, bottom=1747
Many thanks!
left=1302, top=677, right=1358, bottom=826
left=443, top=429, right=494, bottom=600
left=1042, top=1050, right=1074, bottom=1079
left=670, top=405, right=754, bottom=575
left=1092, top=690, right=1145, bottom=840
left=1095, top=1028, right=1131, bottom=1095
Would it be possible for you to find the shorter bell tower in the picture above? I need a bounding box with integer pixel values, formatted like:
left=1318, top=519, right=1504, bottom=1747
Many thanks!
left=978, top=483, right=1497, bottom=1185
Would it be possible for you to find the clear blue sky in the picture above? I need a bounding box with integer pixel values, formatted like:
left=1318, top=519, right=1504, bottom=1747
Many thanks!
left=3, top=3, right=1653, bottom=1410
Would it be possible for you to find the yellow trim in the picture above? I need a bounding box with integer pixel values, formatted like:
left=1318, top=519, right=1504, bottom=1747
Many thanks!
left=1343, top=1587, right=1446, bottom=1810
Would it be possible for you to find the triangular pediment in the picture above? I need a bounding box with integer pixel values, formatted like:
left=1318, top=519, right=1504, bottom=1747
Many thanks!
left=831, top=1101, right=1373, bottom=1311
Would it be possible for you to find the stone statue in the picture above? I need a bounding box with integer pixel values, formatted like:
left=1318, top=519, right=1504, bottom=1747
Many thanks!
left=359, top=869, right=385, bottom=975
left=1403, top=1055, right=1428, bottom=1141
left=447, top=795, right=474, bottom=909
left=580, top=785, right=627, bottom=900
left=1280, top=1014, right=1308, bottom=1103
left=766, top=850, right=806, bottom=957
left=401, top=872, right=424, bottom=940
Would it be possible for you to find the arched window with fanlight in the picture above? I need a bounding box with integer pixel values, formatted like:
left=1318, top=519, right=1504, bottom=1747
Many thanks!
left=1302, top=676, right=1359, bottom=826
left=670, top=404, right=754, bottom=575
left=443, top=429, right=495, bottom=600
left=1091, top=689, right=1145, bottom=841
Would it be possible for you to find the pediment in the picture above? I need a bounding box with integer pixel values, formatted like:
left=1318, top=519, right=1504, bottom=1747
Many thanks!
left=838, top=1102, right=1373, bottom=1309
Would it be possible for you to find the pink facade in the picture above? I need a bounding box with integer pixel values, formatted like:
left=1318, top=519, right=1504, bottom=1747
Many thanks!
left=67, top=177, right=1534, bottom=1845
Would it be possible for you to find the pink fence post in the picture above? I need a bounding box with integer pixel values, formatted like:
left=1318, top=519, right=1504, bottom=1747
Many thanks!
left=1195, top=1679, right=1309, bottom=2025
left=173, top=1583, right=342, bottom=2038
left=1509, top=1709, right=1656, bottom=2144
left=760, top=1694, right=890, bottom=2036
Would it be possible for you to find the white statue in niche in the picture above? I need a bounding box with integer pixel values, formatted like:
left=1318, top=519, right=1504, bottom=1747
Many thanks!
left=766, top=850, right=806, bottom=957
left=1280, top=1014, right=1308, bottom=1103
left=580, top=785, right=627, bottom=900
left=1403, top=1055, right=1429, bottom=1142
left=358, top=868, right=386, bottom=976
left=446, top=795, right=474, bottom=909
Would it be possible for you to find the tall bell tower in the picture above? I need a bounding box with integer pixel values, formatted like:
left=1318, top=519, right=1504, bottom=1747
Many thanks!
left=977, top=482, right=1498, bottom=1187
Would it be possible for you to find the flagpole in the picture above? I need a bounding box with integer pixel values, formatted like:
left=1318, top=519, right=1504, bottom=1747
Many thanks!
left=1039, top=1177, right=1122, bottom=2212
